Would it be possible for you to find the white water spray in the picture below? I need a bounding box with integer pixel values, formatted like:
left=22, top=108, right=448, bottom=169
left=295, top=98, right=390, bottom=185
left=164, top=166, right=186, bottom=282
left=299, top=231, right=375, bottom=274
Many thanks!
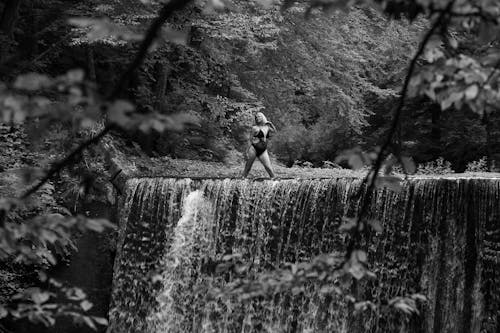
left=154, top=190, right=215, bottom=333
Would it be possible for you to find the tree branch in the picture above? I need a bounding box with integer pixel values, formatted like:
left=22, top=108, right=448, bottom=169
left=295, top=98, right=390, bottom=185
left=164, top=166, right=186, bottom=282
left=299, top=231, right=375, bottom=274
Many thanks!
left=343, top=2, right=455, bottom=262
left=109, top=0, right=194, bottom=99
left=20, top=0, right=194, bottom=199
left=364, top=4, right=453, bottom=206
left=21, top=125, right=113, bottom=199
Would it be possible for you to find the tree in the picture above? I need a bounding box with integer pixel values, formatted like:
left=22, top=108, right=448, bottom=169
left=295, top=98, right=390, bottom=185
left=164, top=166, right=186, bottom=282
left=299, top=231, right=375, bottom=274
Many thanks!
left=0, top=0, right=21, bottom=38
left=2, top=0, right=500, bottom=330
left=208, top=0, right=500, bottom=322
left=0, top=0, right=196, bottom=329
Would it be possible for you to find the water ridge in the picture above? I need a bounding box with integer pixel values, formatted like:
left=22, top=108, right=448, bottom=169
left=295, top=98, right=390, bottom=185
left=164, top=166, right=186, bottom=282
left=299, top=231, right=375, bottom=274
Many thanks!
left=107, top=177, right=500, bottom=333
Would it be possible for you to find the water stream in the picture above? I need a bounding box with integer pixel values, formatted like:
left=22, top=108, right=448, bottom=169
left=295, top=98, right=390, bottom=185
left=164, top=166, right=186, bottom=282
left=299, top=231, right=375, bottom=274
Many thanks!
left=107, top=177, right=500, bottom=333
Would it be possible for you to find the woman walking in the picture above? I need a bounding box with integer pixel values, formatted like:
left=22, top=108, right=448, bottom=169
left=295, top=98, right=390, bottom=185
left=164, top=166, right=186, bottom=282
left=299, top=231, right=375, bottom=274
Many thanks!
left=242, top=112, right=276, bottom=178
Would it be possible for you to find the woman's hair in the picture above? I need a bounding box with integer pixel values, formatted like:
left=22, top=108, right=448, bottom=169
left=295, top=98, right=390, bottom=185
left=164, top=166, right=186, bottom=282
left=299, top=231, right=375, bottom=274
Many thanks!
left=255, top=112, right=276, bottom=131
left=255, top=112, right=267, bottom=123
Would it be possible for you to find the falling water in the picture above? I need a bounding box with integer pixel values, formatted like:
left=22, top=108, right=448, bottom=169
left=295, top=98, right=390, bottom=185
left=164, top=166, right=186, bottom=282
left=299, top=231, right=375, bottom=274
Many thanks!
left=107, top=177, right=500, bottom=333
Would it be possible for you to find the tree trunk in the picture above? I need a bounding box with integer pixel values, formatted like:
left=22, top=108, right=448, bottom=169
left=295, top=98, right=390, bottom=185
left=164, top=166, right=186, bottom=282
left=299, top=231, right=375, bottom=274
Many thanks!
left=154, top=61, right=169, bottom=111
left=87, top=46, right=97, bottom=82
left=29, top=1, right=38, bottom=57
left=483, top=110, right=492, bottom=171
left=430, top=102, right=442, bottom=156
left=0, top=0, right=22, bottom=38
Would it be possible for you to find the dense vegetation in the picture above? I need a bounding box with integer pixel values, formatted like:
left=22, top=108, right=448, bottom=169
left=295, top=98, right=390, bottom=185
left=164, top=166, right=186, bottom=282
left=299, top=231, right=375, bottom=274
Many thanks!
left=1, top=0, right=500, bottom=331
left=1, top=1, right=498, bottom=169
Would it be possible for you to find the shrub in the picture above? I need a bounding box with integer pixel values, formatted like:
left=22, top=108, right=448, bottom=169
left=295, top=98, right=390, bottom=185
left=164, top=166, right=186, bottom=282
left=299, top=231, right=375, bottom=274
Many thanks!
left=416, top=157, right=454, bottom=175
left=465, top=156, right=489, bottom=173
left=291, top=160, right=314, bottom=168
left=273, top=125, right=311, bottom=167
left=322, top=160, right=342, bottom=169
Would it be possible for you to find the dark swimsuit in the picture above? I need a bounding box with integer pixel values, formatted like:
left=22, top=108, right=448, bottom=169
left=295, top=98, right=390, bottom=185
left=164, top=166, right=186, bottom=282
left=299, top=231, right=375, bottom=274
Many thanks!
left=252, top=130, right=269, bottom=156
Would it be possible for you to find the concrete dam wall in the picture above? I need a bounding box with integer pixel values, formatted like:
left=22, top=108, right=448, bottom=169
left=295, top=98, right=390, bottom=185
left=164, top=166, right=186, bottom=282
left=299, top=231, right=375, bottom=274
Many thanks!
left=107, top=177, right=500, bottom=333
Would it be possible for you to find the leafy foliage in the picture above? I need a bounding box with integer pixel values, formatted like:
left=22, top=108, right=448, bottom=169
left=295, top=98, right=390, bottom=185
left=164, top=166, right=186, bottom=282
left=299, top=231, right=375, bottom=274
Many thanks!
left=2, top=0, right=500, bottom=330
left=465, top=156, right=489, bottom=172
left=3, top=283, right=107, bottom=329
left=201, top=3, right=424, bottom=164
left=0, top=169, right=114, bottom=329
left=416, top=157, right=454, bottom=175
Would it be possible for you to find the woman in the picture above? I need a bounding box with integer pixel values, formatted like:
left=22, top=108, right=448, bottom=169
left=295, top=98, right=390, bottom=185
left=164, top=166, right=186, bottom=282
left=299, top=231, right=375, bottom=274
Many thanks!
left=242, top=112, right=276, bottom=178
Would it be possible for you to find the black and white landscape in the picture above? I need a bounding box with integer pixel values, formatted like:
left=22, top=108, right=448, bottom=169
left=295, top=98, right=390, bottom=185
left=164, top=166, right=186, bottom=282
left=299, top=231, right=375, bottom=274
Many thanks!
left=1, top=0, right=499, bottom=332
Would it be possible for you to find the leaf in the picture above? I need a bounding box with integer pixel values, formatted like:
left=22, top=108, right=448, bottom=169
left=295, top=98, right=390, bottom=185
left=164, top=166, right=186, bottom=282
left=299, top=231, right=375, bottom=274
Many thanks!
left=68, top=17, right=142, bottom=43
left=347, top=260, right=365, bottom=280
left=66, top=287, right=86, bottom=301
left=424, top=47, right=444, bottom=63
left=82, top=316, right=97, bottom=330
left=383, top=155, right=397, bottom=175
left=49, top=278, right=62, bottom=288
left=203, top=0, right=226, bottom=14
left=409, top=75, right=421, bottom=88
left=440, top=91, right=463, bottom=110
left=38, top=271, right=47, bottom=282
left=411, top=293, right=427, bottom=302
left=84, top=218, right=116, bottom=232
left=222, top=253, right=242, bottom=261
left=354, top=300, right=376, bottom=312
left=291, top=286, right=304, bottom=295
left=448, top=36, right=458, bottom=49
left=354, top=250, right=367, bottom=262
left=138, top=113, right=199, bottom=134
left=108, top=100, right=136, bottom=129
left=92, top=316, right=109, bottom=326
left=0, top=305, right=8, bottom=319
left=66, top=69, right=85, bottom=83
left=40, top=250, right=57, bottom=265
left=424, top=87, right=436, bottom=100
left=41, top=303, right=58, bottom=309
left=40, top=230, right=59, bottom=244
left=464, top=84, right=479, bottom=100
left=339, top=217, right=357, bottom=232
left=401, top=157, right=416, bottom=174
left=348, top=154, right=364, bottom=170
left=394, top=301, right=417, bottom=315
left=423, top=37, right=444, bottom=63
left=31, top=291, right=50, bottom=304
left=41, top=313, right=56, bottom=326
left=14, top=73, right=53, bottom=91
left=80, top=300, right=93, bottom=311
left=335, top=148, right=372, bottom=170
left=367, top=219, right=383, bottom=233
left=3, top=97, right=27, bottom=124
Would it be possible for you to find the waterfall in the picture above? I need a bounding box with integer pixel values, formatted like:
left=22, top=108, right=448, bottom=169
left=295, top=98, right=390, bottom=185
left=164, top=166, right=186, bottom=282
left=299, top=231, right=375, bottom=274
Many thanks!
left=108, top=177, right=500, bottom=333
left=153, top=190, right=215, bottom=332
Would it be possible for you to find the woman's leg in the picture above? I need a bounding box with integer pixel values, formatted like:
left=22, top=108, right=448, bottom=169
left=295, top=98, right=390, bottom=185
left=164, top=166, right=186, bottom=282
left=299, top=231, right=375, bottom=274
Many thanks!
left=258, top=150, right=275, bottom=178
left=243, top=146, right=257, bottom=177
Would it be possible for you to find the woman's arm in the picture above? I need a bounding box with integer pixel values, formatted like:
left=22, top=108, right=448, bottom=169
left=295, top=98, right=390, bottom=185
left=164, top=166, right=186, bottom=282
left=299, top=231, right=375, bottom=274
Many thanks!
left=266, top=121, right=277, bottom=132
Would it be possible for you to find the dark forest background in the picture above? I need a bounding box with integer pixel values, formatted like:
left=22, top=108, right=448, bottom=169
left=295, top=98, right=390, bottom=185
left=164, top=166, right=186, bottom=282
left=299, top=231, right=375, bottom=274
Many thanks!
left=1, top=0, right=498, bottom=173
left=2, top=0, right=500, bottom=331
